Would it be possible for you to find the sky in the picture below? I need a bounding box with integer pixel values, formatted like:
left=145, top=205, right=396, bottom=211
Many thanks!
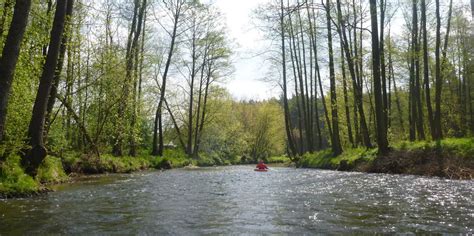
left=214, top=0, right=278, bottom=101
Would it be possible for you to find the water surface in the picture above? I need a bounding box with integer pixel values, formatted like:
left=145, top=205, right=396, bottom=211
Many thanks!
left=1, top=166, right=473, bottom=234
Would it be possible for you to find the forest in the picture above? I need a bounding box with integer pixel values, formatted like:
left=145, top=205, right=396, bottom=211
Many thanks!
left=0, top=0, right=473, bottom=197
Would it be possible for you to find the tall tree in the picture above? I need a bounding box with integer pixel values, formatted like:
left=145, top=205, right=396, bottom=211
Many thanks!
left=45, top=0, right=75, bottom=137
left=369, top=0, right=389, bottom=153
left=24, top=0, right=70, bottom=176
left=0, top=0, right=32, bottom=144
left=280, top=0, right=297, bottom=157
left=341, top=41, right=354, bottom=146
left=433, top=0, right=454, bottom=140
left=335, top=0, right=372, bottom=148
left=325, top=0, right=342, bottom=155
left=421, top=0, right=434, bottom=139
left=112, top=0, right=141, bottom=156
left=151, top=0, right=184, bottom=156
left=410, top=0, right=425, bottom=140
left=128, top=0, right=147, bottom=157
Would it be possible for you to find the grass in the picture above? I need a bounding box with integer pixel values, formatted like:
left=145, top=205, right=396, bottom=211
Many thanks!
left=267, top=155, right=292, bottom=164
left=296, top=138, right=474, bottom=178
left=0, top=154, right=38, bottom=197
left=62, top=153, right=152, bottom=174
left=36, top=156, right=69, bottom=184
left=297, top=148, right=378, bottom=169
left=152, top=149, right=193, bottom=169
left=395, top=138, right=474, bottom=158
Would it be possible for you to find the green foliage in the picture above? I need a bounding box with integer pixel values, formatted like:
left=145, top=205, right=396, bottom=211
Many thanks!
left=196, top=152, right=233, bottom=166
left=395, top=138, right=474, bottom=159
left=0, top=154, right=38, bottom=196
left=63, top=153, right=151, bottom=174
left=267, top=155, right=291, bottom=164
left=297, top=148, right=378, bottom=169
left=298, top=138, right=474, bottom=172
left=297, top=149, right=336, bottom=168
left=36, top=156, right=69, bottom=184
left=152, top=149, right=192, bottom=169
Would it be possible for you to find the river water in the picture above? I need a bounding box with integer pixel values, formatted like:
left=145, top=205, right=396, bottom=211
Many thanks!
left=0, top=166, right=473, bottom=234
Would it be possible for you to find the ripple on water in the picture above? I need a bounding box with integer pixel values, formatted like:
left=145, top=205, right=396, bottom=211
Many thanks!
left=0, top=166, right=472, bottom=234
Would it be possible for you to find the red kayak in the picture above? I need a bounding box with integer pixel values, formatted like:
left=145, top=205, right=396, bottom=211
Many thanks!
left=254, top=169, right=268, bottom=172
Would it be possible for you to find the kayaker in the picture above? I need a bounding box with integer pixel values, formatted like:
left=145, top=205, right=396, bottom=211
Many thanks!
left=256, top=160, right=268, bottom=170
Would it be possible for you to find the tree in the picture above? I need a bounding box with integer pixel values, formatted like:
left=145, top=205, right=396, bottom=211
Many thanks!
left=280, top=0, right=297, bottom=157
left=433, top=0, right=454, bottom=140
left=152, top=0, right=185, bottom=156
left=112, top=0, right=146, bottom=156
left=421, top=0, right=434, bottom=139
left=24, top=0, right=71, bottom=176
left=45, top=0, right=75, bottom=137
left=369, top=0, right=389, bottom=153
left=325, top=0, right=342, bottom=155
left=335, top=0, right=372, bottom=149
left=0, top=0, right=32, bottom=144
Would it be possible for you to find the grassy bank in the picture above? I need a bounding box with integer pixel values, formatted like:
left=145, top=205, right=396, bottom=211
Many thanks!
left=3, top=138, right=470, bottom=198
left=297, top=138, right=474, bottom=179
left=1, top=148, right=288, bottom=198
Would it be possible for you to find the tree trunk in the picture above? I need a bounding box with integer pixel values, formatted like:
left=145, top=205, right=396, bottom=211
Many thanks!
left=187, top=18, right=197, bottom=157
left=341, top=41, right=354, bottom=146
left=413, top=0, right=425, bottom=140
left=326, top=0, right=342, bottom=155
left=307, top=1, right=322, bottom=149
left=380, top=0, right=388, bottom=130
left=280, top=0, right=297, bottom=157
left=128, top=0, right=147, bottom=157
left=421, top=0, right=434, bottom=139
left=288, top=12, right=304, bottom=154
left=296, top=0, right=312, bottom=152
left=24, top=0, right=69, bottom=176
left=369, top=0, right=389, bottom=153
left=335, top=0, right=372, bottom=148
left=152, top=0, right=182, bottom=156
left=113, top=0, right=140, bottom=156
left=0, top=0, right=32, bottom=144
left=434, top=0, right=453, bottom=140
left=434, top=0, right=442, bottom=140
left=45, top=0, right=75, bottom=137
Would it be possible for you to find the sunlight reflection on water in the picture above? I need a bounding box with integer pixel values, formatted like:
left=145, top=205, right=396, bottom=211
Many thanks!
left=0, top=166, right=473, bottom=234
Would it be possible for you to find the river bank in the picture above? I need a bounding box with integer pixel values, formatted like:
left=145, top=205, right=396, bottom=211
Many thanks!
left=0, top=149, right=290, bottom=198
left=1, top=138, right=473, bottom=198
left=297, top=138, right=474, bottom=180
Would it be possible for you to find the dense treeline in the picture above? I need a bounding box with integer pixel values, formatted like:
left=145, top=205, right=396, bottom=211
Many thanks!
left=256, top=0, right=473, bottom=156
left=0, top=0, right=288, bottom=178
left=0, top=0, right=472, bottom=179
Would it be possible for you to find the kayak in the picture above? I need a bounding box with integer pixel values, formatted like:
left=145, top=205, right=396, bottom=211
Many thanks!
left=254, top=169, right=268, bottom=172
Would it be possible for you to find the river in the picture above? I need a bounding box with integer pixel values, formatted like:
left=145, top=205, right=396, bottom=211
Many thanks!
left=0, top=166, right=473, bottom=234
